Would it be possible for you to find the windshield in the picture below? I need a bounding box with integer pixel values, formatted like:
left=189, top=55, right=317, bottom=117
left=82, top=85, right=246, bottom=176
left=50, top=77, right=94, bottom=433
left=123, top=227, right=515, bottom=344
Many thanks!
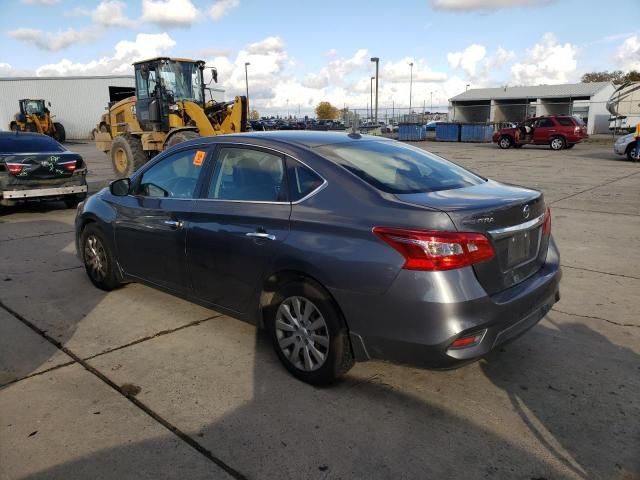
left=317, top=140, right=485, bottom=194
left=158, top=61, right=204, bottom=105
left=22, top=100, right=45, bottom=115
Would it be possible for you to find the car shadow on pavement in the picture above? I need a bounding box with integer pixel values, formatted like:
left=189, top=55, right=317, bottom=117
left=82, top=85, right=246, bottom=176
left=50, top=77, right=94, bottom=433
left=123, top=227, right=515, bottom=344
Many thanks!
left=481, top=315, right=640, bottom=480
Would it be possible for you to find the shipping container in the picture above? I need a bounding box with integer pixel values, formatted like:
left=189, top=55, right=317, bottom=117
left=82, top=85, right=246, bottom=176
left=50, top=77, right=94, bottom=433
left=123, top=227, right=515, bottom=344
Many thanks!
left=435, top=123, right=460, bottom=142
left=398, top=124, right=426, bottom=141
left=460, top=124, right=494, bottom=142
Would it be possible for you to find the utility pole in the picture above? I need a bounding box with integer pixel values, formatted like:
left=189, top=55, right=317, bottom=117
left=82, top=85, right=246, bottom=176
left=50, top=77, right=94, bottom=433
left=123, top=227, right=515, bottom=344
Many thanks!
left=370, top=76, right=374, bottom=122
left=408, top=62, right=414, bottom=114
left=430, top=91, right=433, bottom=114
left=244, top=62, right=250, bottom=115
left=466, top=84, right=470, bottom=92
left=371, top=57, right=379, bottom=124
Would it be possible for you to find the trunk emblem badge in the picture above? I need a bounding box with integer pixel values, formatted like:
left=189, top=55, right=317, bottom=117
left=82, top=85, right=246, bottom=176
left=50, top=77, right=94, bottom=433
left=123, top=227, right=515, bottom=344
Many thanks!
left=522, top=205, right=530, bottom=219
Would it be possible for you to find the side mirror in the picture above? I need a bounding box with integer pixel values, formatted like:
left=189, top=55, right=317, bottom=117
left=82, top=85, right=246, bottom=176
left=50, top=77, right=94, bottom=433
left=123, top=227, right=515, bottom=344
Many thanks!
left=110, top=178, right=131, bottom=196
left=211, top=67, right=218, bottom=84
left=48, top=102, right=52, bottom=107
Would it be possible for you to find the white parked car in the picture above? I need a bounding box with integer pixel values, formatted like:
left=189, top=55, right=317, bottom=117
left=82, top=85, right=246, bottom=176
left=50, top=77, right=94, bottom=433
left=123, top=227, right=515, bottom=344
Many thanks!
left=613, top=133, right=638, bottom=161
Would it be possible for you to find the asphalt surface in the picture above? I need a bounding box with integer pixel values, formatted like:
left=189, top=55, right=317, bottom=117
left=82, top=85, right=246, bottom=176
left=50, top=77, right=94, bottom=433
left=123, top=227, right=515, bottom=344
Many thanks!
left=1, top=140, right=639, bottom=480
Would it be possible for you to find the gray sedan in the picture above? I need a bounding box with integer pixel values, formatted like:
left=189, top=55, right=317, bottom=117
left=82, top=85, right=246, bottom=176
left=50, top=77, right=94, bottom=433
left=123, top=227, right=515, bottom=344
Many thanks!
left=75, top=132, right=561, bottom=385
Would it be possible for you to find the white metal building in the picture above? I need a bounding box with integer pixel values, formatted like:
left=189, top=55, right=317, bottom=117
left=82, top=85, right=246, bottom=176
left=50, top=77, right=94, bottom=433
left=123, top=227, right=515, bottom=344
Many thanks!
left=0, top=76, right=135, bottom=139
left=0, top=76, right=227, bottom=140
left=448, top=82, right=615, bottom=134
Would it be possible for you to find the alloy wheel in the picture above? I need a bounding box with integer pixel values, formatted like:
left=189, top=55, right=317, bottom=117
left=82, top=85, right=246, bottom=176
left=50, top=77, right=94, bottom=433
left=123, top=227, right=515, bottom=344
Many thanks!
left=275, top=296, right=330, bottom=372
left=84, top=235, right=107, bottom=282
left=551, top=137, right=564, bottom=150
left=499, top=137, right=511, bottom=149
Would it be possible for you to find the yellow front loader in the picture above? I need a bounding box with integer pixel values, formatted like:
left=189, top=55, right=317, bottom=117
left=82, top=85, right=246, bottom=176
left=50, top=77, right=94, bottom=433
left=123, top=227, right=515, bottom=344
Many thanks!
left=10, top=99, right=66, bottom=142
left=94, top=57, right=248, bottom=177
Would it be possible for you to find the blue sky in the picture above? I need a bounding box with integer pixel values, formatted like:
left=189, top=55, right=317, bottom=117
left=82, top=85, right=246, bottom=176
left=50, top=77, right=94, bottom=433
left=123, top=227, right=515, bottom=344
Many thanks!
left=1, top=0, right=638, bottom=114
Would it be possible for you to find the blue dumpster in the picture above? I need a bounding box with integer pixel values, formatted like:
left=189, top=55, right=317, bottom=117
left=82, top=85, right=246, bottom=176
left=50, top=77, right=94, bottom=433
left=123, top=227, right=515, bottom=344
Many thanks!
left=398, top=124, right=426, bottom=141
left=435, top=123, right=460, bottom=142
left=460, top=124, right=493, bottom=142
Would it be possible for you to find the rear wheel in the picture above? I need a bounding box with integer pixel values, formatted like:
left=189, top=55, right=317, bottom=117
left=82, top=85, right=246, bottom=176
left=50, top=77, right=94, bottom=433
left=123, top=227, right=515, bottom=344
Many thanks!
left=265, top=280, right=354, bottom=385
left=627, top=143, right=638, bottom=162
left=498, top=136, right=512, bottom=149
left=53, top=123, right=66, bottom=142
left=111, top=134, right=147, bottom=178
left=550, top=136, right=566, bottom=150
left=164, top=130, right=200, bottom=150
left=80, top=224, right=123, bottom=291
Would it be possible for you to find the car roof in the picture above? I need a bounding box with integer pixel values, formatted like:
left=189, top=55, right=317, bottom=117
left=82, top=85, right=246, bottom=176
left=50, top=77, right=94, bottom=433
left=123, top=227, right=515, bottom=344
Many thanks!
left=186, top=131, right=395, bottom=149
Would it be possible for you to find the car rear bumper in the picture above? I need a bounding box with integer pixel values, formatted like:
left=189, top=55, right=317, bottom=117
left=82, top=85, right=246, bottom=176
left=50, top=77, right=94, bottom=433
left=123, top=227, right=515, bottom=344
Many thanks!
left=2, top=184, right=87, bottom=199
left=1, top=174, right=87, bottom=203
left=334, top=237, right=561, bottom=369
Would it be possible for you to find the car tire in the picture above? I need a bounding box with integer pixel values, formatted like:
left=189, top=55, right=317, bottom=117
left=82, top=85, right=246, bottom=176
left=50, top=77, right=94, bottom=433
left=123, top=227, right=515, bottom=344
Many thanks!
left=80, top=223, right=123, bottom=291
left=627, top=143, right=638, bottom=162
left=498, top=136, right=512, bottom=149
left=265, top=280, right=354, bottom=385
left=111, top=134, right=147, bottom=178
left=550, top=136, right=566, bottom=150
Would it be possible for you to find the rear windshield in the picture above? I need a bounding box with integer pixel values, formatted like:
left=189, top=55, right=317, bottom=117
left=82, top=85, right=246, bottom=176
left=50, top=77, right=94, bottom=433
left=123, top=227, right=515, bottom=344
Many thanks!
left=316, top=141, right=485, bottom=194
left=0, top=135, right=65, bottom=154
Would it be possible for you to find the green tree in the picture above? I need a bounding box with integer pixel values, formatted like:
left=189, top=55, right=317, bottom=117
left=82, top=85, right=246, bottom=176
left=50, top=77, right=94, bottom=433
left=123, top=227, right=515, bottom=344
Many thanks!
left=249, top=109, right=260, bottom=120
left=315, top=101, right=339, bottom=120
left=581, top=70, right=640, bottom=85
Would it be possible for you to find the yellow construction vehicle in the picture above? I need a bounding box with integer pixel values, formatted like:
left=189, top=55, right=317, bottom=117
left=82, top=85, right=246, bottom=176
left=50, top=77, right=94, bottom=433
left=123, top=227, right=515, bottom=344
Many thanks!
left=94, top=57, right=248, bottom=177
left=9, top=99, right=66, bottom=142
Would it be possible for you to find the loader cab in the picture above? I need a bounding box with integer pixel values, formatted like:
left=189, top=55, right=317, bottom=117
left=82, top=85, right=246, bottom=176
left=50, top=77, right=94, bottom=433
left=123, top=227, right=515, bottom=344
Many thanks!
left=133, top=57, right=206, bottom=132
left=20, top=99, right=47, bottom=118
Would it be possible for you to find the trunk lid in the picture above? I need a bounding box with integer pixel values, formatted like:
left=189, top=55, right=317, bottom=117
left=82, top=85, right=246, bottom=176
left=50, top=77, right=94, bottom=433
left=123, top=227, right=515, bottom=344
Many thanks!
left=396, top=180, right=549, bottom=295
left=1, top=152, right=82, bottom=180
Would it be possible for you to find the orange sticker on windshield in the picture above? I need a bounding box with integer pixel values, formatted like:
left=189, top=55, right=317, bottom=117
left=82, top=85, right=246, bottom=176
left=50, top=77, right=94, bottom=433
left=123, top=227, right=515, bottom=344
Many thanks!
left=193, top=151, right=206, bottom=166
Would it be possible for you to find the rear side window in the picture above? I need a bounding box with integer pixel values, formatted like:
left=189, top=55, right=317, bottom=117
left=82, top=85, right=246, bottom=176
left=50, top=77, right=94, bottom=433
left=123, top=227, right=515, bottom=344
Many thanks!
left=0, top=135, right=65, bottom=154
left=556, top=117, right=576, bottom=126
left=287, top=158, right=324, bottom=202
left=316, top=141, right=484, bottom=194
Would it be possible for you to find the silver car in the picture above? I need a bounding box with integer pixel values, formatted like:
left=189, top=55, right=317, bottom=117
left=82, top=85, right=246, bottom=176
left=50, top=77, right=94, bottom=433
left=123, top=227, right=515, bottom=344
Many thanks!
left=613, top=133, right=638, bottom=161
left=75, top=132, right=561, bottom=385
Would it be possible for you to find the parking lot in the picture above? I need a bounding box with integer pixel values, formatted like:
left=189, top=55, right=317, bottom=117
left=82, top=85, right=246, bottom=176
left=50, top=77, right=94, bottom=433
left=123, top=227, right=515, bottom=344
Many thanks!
left=1, top=139, right=639, bottom=480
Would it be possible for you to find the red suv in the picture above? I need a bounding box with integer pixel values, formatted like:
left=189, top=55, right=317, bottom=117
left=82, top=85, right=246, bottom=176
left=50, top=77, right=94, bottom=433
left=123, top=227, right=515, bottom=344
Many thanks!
left=492, top=116, right=588, bottom=150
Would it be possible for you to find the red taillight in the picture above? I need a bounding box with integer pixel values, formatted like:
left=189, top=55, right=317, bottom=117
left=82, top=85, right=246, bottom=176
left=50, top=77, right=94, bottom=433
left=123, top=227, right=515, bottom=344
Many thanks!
left=6, top=163, right=24, bottom=175
left=543, top=206, right=551, bottom=235
left=449, top=331, right=485, bottom=349
left=372, top=227, right=495, bottom=271
left=61, top=160, right=77, bottom=172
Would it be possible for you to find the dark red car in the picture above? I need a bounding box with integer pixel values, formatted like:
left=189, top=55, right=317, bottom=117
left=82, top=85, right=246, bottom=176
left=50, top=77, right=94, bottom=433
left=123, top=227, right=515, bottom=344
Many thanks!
left=493, top=115, right=588, bottom=150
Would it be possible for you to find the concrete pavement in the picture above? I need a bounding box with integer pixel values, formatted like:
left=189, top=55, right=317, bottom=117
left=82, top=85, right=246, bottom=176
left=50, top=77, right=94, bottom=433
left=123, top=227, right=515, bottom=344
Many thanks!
left=1, top=140, right=638, bottom=479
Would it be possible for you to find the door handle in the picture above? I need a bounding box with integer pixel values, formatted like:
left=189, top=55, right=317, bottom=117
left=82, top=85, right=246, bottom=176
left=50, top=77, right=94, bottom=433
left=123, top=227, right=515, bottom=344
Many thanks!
left=162, top=219, right=183, bottom=229
left=246, top=232, right=276, bottom=241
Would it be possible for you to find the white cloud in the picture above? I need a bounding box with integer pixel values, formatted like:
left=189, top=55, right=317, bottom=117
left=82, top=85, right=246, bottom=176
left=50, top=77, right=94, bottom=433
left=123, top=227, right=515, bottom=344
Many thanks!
left=20, top=0, right=59, bottom=4
left=614, top=35, right=640, bottom=72
left=92, top=0, right=135, bottom=27
left=0, top=63, right=34, bottom=77
left=141, top=0, right=200, bottom=27
left=511, top=33, right=578, bottom=85
left=35, top=33, right=176, bottom=76
left=8, top=27, right=102, bottom=51
left=432, top=0, right=554, bottom=10
left=448, top=44, right=486, bottom=77
left=208, top=0, right=239, bottom=20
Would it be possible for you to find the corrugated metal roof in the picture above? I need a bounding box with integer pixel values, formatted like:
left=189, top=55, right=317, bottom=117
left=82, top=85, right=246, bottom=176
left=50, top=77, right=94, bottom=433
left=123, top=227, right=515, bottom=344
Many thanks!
left=450, top=82, right=611, bottom=102
left=0, top=75, right=134, bottom=81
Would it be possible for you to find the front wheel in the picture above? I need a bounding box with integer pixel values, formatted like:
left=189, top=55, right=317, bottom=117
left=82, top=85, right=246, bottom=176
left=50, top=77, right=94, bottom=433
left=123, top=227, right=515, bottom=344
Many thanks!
left=53, top=123, right=66, bottom=142
left=550, top=136, right=566, bottom=150
left=627, top=143, right=638, bottom=162
left=265, top=281, right=354, bottom=385
left=111, top=134, right=147, bottom=178
left=498, top=136, right=512, bottom=149
left=80, top=224, right=123, bottom=291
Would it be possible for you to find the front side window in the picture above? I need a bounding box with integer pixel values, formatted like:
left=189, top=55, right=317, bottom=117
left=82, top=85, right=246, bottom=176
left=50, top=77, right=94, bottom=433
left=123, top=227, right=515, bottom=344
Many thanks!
left=537, top=118, right=554, bottom=128
left=208, top=147, right=286, bottom=202
left=316, top=141, right=484, bottom=194
left=138, top=148, right=206, bottom=198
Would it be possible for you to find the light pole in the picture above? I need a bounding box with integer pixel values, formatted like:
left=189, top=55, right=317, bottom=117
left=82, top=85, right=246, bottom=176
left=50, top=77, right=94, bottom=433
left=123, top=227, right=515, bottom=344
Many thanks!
left=370, top=76, right=374, bottom=122
left=371, top=57, right=379, bottom=124
left=286, top=99, right=289, bottom=119
left=244, top=62, right=250, bottom=114
left=430, top=91, right=433, bottom=116
left=466, top=84, right=470, bottom=92
left=408, top=62, right=414, bottom=113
